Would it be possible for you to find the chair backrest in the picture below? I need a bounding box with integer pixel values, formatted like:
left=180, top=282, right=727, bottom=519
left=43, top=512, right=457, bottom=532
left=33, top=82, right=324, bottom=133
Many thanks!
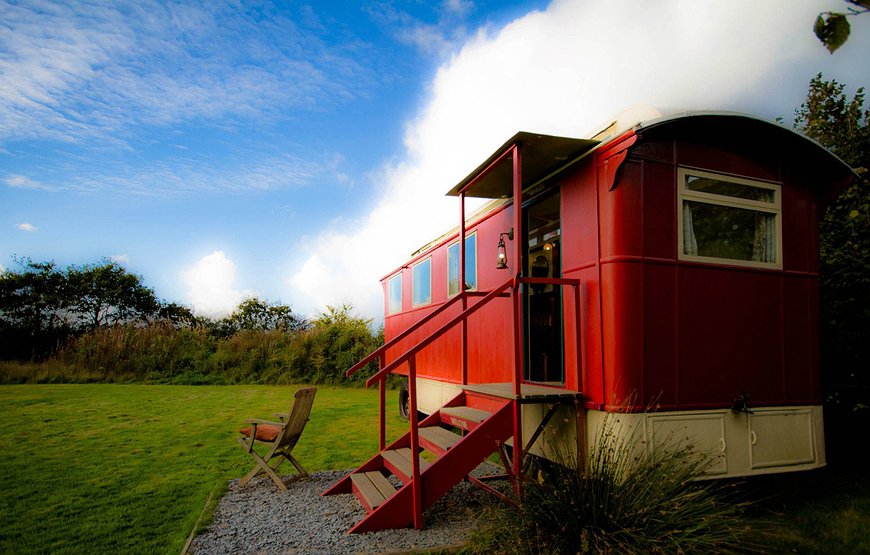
left=277, top=387, right=317, bottom=450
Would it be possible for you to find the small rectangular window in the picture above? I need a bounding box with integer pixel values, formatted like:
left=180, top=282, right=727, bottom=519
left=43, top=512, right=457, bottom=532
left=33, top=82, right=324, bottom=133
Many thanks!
left=678, top=168, right=781, bottom=269
left=412, top=257, right=432, bottom=307
left=447, top=232, right=477, bottom=296
left=387, top=274, right=402, bottom=315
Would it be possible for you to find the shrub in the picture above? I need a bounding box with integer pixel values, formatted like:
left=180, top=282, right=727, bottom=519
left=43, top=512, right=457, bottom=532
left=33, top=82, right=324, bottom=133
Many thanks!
left=467, top=412, right=765, bottom=554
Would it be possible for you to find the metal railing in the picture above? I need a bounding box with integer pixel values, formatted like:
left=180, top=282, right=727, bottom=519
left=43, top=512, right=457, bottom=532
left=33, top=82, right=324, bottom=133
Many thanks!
left=346, top=276, right=581, bottom=524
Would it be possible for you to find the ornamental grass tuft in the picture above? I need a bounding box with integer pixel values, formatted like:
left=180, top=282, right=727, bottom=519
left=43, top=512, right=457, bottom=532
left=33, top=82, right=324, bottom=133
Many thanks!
left=467, top=411, right=768, bottom=554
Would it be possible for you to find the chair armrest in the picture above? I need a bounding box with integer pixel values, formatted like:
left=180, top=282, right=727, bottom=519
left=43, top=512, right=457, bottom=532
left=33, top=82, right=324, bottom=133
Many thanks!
left=244, top=419, right=285, bottom=427
left=273, top=412, right=289, bottom=422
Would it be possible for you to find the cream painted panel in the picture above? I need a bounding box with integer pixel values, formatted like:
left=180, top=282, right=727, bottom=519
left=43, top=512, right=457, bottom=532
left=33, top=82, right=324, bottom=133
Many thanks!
left=647, top=413, right=728, bottom=475
left=749, top=409, right=816, bottom=469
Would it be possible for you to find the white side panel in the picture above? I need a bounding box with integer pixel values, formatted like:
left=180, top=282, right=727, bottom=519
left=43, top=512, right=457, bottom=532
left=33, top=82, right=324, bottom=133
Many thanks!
left=748, top=409, right=815, bottom=469
left=414, top=377, right=462, bottom=415
left=647, top=414, right=728, bottom=475
left=585, top=405, right=825, bottom=479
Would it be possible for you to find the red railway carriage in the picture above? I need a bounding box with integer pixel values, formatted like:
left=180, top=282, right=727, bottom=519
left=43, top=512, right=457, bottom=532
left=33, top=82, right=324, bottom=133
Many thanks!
left=326, top=109, right=855, bottom=533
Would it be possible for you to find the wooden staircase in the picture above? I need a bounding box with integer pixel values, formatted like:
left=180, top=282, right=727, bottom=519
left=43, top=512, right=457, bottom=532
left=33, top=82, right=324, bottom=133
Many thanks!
left=322, top=390, right=514, bottom=534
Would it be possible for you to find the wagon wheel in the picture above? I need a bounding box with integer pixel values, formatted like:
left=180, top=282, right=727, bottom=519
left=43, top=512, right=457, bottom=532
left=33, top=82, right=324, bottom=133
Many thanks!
left=398, top=381, right=410, bottom=420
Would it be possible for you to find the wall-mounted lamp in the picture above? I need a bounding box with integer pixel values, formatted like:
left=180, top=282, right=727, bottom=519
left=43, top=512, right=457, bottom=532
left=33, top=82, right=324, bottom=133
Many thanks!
left=496, top=229, right=514, bottom=269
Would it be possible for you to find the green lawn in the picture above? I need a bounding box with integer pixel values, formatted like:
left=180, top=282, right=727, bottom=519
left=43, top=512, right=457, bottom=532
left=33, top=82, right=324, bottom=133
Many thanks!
left=0, top=384, right=407, bottom=554
left=746, top=465, right=870, bottom=553
left=2, top=385, right=868, bottom=554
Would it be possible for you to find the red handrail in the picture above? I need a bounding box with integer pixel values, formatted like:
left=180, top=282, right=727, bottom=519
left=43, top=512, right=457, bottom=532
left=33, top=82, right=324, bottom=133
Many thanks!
left=345, top=290, right=470, bottom=378
left=365, top=278, right=515, bottom=387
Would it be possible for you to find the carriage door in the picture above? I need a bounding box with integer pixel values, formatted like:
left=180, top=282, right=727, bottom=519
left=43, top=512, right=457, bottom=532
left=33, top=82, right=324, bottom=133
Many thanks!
left=524, top=189, right=564, bottom=384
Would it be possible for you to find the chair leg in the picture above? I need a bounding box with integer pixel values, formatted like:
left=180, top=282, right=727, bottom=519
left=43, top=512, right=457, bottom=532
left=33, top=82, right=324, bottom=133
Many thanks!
left=286, top=454, right=309, bottom=478
left=239, top=463, right=262, bottom=487
left=238, top=438, right=288, bottom=491
left=260, top=462, right=288, bottom=491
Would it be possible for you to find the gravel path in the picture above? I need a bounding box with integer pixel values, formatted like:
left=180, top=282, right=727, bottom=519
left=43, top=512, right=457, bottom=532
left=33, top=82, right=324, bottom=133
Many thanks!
left=190, top=465, right=507, bottom=554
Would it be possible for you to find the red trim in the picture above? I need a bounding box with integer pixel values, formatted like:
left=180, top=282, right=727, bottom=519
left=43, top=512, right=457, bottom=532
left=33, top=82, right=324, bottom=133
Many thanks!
left=598, top=254, right=821, bottom=278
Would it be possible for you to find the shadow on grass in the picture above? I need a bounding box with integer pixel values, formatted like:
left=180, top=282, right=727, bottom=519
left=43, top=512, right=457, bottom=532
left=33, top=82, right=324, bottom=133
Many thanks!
left=743, top=463, right=870, bottom=554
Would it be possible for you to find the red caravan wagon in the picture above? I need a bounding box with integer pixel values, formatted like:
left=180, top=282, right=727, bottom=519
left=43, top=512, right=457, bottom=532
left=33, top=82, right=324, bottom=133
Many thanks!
left=324, top=108, right=856, bottom=533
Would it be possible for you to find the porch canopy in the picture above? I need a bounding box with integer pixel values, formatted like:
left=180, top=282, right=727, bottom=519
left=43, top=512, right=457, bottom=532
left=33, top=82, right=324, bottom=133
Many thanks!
left=446, top=132, right=599, bottom=199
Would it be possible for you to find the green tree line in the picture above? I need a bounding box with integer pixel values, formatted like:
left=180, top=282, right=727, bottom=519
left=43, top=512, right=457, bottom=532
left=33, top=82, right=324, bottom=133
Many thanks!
left=0, top=258, right=382, bottom=385
left=793, top=74, right=869, bottom=456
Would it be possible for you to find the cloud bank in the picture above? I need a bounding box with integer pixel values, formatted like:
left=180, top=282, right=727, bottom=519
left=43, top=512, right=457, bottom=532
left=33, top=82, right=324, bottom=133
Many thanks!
left=288, top=0, right=870, bottom=319
left=180, top=251, right=256, bottom=317
left=0, top=0, right=368, bottom=145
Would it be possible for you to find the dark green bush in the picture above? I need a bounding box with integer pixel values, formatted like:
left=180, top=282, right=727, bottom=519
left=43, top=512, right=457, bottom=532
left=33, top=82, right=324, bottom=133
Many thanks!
left=467, top=413, right=765, bottom=554
left=2, top=304, right=383, bottom=386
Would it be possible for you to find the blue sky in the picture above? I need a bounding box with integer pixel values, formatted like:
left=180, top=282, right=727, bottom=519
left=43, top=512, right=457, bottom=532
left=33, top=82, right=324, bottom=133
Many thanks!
left=2, top=0, right=868, bottom=322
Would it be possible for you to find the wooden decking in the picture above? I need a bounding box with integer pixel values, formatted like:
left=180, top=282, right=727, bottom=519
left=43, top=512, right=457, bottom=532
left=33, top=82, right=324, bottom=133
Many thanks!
left=462, top=382, right=583, bottom=403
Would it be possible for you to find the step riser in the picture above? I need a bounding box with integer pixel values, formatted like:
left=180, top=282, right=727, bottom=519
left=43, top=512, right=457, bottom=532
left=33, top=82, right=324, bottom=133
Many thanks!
left=464, top=393, right=511, bottom=413
left=382, top=460, right=410, bottom=483
left=351, top=483, right=379, bottom=513
left=440, top=413, right=478, bottom=432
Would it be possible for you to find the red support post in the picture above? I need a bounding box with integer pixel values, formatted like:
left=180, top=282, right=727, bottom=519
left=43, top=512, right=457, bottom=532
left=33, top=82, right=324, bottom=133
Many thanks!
left=511, top=142, right=524, bottom=495
left=460, top=192, right=468, bottom=385
left=408, top=356, right=423, bottom=529
left=378, top=353, right=386, bottom=451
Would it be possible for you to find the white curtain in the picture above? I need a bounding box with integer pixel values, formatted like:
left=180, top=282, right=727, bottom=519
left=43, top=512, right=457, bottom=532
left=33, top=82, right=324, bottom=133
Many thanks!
left=682, top=201, right=698, bottom=256
left=752, top=213, right=775, bottom=263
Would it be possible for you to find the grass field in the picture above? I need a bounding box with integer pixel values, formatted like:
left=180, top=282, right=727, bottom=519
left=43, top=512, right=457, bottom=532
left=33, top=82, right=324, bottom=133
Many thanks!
left=0, top=384, right=407, bottom=554
left=1, top=384, right=868, bottom=554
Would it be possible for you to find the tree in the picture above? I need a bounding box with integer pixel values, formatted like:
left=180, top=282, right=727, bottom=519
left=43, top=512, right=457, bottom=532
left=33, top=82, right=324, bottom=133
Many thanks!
left=157, top=302, right=202, bottom=329
left=794, top=74, right=869, bottom=443
left=217, top=297, right=308, bottom=336
left=0, top=257, right=67, bottom=333
left=66, top=260, right=160, bottom=328
left=814, top=0, right=870, bottom=53
left=305, top=304, right=380, bottom=384
left=0, top=258, right=71, bottom=359
left=0, top=257, right=164, bottom=359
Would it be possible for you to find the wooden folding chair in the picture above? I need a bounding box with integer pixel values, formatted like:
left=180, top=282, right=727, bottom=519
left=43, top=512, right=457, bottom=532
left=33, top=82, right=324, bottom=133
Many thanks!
left=237, top=387, right=317, bottom=491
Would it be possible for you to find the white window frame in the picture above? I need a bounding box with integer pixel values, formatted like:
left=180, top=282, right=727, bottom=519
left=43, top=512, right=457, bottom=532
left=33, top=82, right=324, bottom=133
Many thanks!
left=447, top=231, right=478, bottom=297
left=387, top=273, right=402, bottom=315
left=412, top=257, right=432, bottom=307
left=677, top=167, right=782, bottom=270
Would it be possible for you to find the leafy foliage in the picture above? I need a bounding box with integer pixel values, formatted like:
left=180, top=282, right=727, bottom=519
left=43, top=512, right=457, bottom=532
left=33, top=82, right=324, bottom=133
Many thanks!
left=468, top=414, right=763, bottom=554
left=814, top=1, right=870, bottom=53
left=0, top=258, right=162, bottom=359
left=2, top=301, right=382, bottom=386
left=66, top=260, right=161, bottom=328
left=213, top=297, right=308, bottom=337
left=794, top=74, right=870, bottom=459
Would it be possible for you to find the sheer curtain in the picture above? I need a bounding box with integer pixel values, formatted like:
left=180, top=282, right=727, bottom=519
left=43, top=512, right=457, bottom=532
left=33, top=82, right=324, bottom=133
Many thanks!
left=682, top=202, right=698, bottom=256
left=752, top=213, right=776, bottom=263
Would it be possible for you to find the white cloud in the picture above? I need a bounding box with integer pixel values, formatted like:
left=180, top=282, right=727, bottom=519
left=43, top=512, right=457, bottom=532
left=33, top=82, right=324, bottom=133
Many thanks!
left=5, top=174, right=47, bottom=190
left=110, top=254, right=130, bottom=265
left=288, top=0, right=870, bottom=320
left=180, top=250, right=256, bottom=317
left=0, top=1, right=370, bottom=144
left=444, top=0, right=474, bottom=17
left=17, top=222, right=37, bottom=232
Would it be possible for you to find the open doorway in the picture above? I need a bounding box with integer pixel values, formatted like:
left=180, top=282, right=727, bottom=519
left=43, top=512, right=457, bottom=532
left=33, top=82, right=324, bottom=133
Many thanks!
left=524, top=189, right=564, bottom=384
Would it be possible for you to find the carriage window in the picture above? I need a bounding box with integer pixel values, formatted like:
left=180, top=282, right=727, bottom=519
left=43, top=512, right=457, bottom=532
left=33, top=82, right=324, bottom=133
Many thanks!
left=412, top=257, right=432, bottom=307
left=447, top=232, right=477, bottom=296
left=678, top=168, right=781, bottom=269
left=387, top=274, right=402, bottom=314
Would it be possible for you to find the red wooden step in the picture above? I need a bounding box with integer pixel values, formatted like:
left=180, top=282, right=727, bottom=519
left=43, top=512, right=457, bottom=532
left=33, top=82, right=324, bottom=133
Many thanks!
left=418, top=425, right=461, bottom=455
left=381, top=448, right=431, bottom=482
left=440, top=406, right=491, bottom=431
left=350, top=471, right=397, bottom=513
